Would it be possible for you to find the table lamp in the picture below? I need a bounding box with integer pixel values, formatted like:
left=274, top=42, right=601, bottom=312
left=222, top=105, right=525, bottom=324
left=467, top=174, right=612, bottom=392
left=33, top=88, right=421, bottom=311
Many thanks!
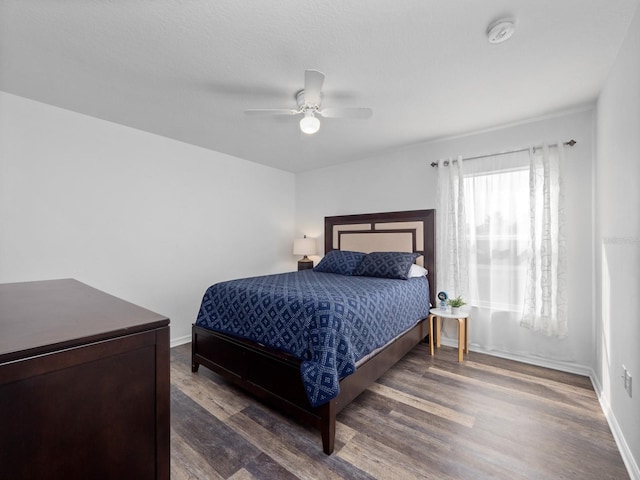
left=293, top=235, right=316, bottom=271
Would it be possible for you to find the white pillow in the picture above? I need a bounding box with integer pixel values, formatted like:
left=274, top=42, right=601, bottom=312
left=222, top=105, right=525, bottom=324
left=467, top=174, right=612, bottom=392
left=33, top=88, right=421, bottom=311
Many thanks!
left=408, top=264, right=428, bottom=278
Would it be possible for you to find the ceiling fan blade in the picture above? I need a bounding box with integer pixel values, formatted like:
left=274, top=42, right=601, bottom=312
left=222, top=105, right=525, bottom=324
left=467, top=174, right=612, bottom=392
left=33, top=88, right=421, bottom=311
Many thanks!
left=244, top=108, right=300, bottom=116
left=318, top=107, right=373, bottom=119
left=304, top=70, right=325, bottom=105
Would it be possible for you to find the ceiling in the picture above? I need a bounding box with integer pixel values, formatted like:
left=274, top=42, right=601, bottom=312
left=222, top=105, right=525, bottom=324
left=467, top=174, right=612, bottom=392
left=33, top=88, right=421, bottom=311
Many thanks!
left=1, top=1, right=638, bottom=173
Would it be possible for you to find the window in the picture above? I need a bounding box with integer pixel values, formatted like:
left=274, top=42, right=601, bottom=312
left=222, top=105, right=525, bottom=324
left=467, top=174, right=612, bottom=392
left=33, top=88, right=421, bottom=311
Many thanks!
left=465, top=166, right=530, bottom=312
left=436, top=144, right=567, bottom=339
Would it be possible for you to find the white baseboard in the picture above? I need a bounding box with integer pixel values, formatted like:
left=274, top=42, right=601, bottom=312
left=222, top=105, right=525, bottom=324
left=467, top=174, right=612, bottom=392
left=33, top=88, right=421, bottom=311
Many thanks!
left=439, top=338, right=593, bottom=376
left=590, top=373, right=640, bottom=480
left=170, top=334, right=191, bottom=348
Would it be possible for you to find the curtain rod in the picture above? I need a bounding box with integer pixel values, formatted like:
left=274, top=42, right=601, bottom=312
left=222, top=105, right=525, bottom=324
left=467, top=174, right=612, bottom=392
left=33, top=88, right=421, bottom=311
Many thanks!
left=430, top=139, right=576, bottom=167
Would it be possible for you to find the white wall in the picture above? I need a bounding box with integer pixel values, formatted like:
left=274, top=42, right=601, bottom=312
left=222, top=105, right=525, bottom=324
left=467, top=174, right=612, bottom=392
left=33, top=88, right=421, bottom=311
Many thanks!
left=296, top=108, right=595, bottom=370
left=595, top=5, right=640, bottom=477
left=0, top=92, right=296, bottom=344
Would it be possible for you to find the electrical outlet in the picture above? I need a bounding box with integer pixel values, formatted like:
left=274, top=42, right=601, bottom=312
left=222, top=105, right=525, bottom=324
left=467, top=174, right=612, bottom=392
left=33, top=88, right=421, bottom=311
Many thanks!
left=622, top=365, right=633, bottom=398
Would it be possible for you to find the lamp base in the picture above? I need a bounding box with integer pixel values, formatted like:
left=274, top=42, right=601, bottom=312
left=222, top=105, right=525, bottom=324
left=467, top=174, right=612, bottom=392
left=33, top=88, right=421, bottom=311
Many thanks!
left=298, top=258, right=314, bottom=271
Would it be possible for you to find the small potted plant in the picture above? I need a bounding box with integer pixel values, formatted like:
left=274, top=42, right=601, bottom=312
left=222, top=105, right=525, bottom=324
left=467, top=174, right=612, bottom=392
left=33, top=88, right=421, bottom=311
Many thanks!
left=447, top=295, right=466, bottom=315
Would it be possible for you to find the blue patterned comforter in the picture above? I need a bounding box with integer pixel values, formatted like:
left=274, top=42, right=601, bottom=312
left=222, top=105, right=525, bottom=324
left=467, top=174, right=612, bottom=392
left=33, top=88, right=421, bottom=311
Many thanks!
left=196, top=270, right=430, bottom=407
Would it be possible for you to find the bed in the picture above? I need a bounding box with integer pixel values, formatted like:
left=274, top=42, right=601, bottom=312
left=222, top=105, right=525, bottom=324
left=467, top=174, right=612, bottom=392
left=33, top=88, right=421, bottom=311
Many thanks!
left=191, top=209, right=436, bottom=454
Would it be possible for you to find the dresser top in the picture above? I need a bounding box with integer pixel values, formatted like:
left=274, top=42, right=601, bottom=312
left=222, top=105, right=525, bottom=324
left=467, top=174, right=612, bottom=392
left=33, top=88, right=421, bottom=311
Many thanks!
left=0, top=279, right=170, bottom=363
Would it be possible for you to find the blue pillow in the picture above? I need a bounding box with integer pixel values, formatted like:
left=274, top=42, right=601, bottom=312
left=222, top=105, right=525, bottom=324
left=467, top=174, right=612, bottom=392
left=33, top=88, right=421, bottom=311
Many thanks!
left=353, top=251, right=420, bottom=280
left=313, top=250, right=367, bottom=276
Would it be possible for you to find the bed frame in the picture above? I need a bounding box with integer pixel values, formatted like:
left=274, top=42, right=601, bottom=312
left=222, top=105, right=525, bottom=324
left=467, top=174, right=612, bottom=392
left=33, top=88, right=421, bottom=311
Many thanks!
left=191, top=209, right=436, bottom=454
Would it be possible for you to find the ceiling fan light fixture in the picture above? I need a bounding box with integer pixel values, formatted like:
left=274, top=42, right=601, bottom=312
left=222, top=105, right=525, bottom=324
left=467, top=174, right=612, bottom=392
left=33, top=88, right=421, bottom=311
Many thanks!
left=300, top=110, right=320, bottom=134
left=244, top=70, right=372, bottom=134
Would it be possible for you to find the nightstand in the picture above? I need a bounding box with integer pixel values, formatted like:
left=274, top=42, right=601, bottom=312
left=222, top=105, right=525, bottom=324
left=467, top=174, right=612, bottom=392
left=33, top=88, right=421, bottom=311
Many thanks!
left=428, top=307, right=471, bottom=362
left=298, top=260, right=314, bottom=271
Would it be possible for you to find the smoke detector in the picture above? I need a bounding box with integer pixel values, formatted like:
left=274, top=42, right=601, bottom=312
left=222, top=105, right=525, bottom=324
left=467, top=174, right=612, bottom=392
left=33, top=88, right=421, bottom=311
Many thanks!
left=487, top=19, right=515, bottom=44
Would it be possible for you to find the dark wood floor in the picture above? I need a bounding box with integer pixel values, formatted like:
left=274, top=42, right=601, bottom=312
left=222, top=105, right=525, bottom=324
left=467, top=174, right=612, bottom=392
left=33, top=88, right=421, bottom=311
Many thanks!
left=170, top=342, right=629, bottom=480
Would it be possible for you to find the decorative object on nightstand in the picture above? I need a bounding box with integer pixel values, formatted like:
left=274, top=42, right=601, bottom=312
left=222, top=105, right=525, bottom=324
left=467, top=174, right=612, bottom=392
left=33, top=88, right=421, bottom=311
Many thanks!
left=437, top=291, right=449, bottom=310
left=446, top=295, right=466, bottom=316
left=293, top=235, right=316, bottom=271
left=428, top=307, right=471, bottom=362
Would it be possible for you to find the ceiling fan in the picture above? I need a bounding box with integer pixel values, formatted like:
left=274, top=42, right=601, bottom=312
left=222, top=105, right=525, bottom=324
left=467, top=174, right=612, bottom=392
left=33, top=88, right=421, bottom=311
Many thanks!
left=244, top=70, right=373, bottom=134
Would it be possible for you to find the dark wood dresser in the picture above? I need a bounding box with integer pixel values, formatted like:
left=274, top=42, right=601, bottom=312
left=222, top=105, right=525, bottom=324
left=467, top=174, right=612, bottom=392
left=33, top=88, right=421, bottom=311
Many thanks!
left=0, top=279, right=170, bottom=480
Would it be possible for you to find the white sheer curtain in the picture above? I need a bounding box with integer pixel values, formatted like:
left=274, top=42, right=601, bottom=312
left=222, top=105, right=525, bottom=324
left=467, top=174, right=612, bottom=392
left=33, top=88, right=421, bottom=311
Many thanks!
left=436, top=155, right=469, bottom=301
left=436, top=143, right=568, bottom=357
left=521, top=144, right=568, bottom=337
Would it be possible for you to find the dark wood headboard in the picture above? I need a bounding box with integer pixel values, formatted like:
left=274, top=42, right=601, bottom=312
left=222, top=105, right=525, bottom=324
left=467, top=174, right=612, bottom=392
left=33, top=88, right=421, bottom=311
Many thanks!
left=324, top=209, right=436, bottom=307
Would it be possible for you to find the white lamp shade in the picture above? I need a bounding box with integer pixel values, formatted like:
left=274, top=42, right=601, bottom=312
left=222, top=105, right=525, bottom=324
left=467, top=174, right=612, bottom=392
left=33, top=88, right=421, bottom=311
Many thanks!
left=293, top=237, right=316, bottom=256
